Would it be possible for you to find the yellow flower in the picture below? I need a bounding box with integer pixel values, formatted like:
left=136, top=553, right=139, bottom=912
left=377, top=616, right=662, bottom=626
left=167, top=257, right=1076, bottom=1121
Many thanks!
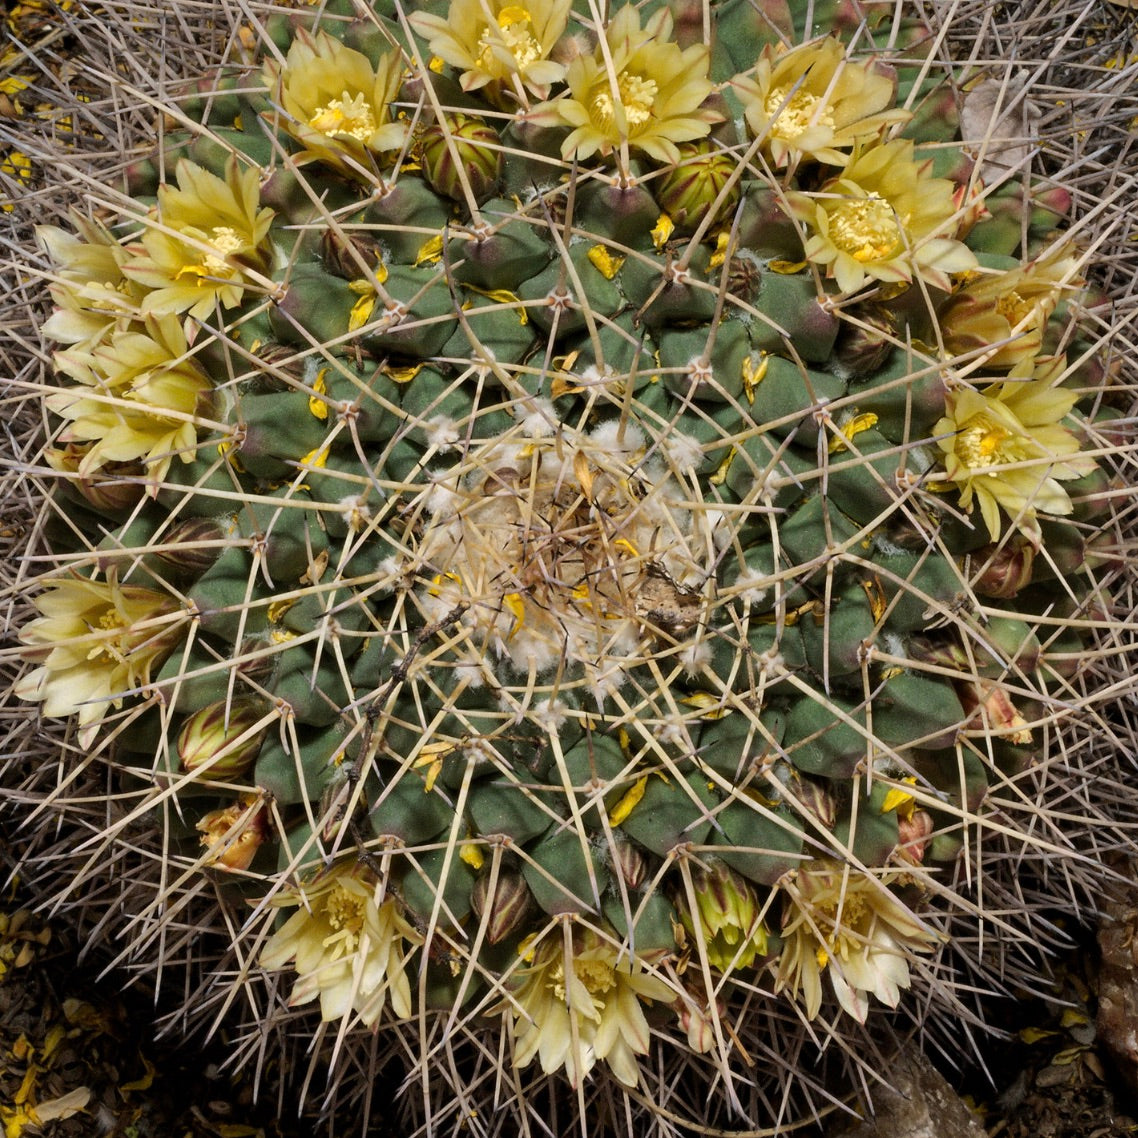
left=775, top=861, right=938, bottom=1023
left=263, top=29, right=407, bottom=178
left=528, top=5, right=716, bottom=165
left=410, top=0, right=570, bottom=106
left=259, top=863, right=423, bottom=1025
left=938, top=245, right=1084, bottom=374
left=15, top=574, right=184, bottom=746
left=494, top=927, right=675, bottom=1088
left=124, top=158, right=274, bottom=319
left=49, top=315, right=212, bottom=484
left=680, top=860, right=769, bottom=973
left=790, top=138, right=978, bottom=295
left=37, top=215, right=146, bottom=348
left=733, top=37, right=910, bottom=168
left=932, top=369, right=1096, bottom=544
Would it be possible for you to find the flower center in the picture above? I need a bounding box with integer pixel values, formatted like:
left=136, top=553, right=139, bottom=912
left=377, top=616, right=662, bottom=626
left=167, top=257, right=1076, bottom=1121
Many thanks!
left=309, top=92, right=377, bottom=142
left=178, top=226, right=245, bottom=282
left=591, top=73, right=658, bottom=132
left=957, top=413, right=1016, bottom=469
left=574, top=957, right=617, bottom=996
left=85, top=609, right=131, bottom=665
left=323, top=884, right=366, bottom=954
left=764, top=86, right=834, bottom=139
left=478, top=6, right=542, bottom=71
left=827, top=195, right=901, bottom=263
left=994, top=289, right=1032, bottom=325
left=203, top=226, right=243, bottom=273
left=814, top=895, right=870, bottom=969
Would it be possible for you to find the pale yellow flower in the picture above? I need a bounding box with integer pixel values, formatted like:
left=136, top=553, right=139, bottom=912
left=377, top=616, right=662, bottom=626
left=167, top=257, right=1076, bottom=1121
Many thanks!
left=263, top=29, right=407, bottom=178
left=938, top=245, right=1084, bottom=374
left=260, top=863, right=423, bottom=1025
left=733, top=36, right=910, bottom=168
left=410, top=0, right=570, bottom=105
left=790, top=138, right=978, bottom=294
left=932, top=369, right=1096, bottom=544
left=528, top=5, right=716, bottom=165
left=124, top=158, right=274, bottom=319
left=15, top=574, right=184, bottom=746
left=49, top=315, right=212, bottom=484
left=775, top=861, right=938, bottom=1023
left=37, top=215, right=146, bottom=349
left=494, top=928, right=675, bottom=1088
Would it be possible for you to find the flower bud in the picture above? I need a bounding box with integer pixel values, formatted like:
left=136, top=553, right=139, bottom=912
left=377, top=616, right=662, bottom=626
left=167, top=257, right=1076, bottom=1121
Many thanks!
left=196, top=794, right=269, bottom=871
left=958, top=678, right=1033, bottom=746
left=896, top=809, right=935, bottom=866
left=834, top=306, right=896, bottom=379
left=676, top=997, right=720, bottom=1053
left=681, top=859, right=768, bottom=972
left=906, top=636, right=972, bottom=672
left=178, top=695, right=270, bottom=779
left=610, top=831, right=649, bottom=889
left=235, top=638, right=279, bottom=687
left=971, top=538, right=1035, bottom=599
left=654, top=141, right=740, bottom=234
left=152, top=516, right=227, bottom=579
left=471, top=867, right=534, bottom=944
left=44, top=444, right=146, bottom=513
left=321, top=227, right=386, bottom=281
left=789, top=773, right=837, bottom=831
left=420, top=115, right=503, bottom=205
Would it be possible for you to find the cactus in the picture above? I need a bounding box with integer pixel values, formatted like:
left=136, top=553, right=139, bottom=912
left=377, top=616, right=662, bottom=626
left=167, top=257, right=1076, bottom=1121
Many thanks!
left=3, top=0, right=1137, bottom=1134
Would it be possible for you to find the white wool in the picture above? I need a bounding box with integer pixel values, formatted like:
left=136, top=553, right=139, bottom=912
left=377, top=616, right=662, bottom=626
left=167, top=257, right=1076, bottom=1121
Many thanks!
left=452, top=659, right=490, bottom=690
left=424, top=414, right=461, bottom=450
left=589, top=419, right=644, bottom=456
left=586, top=666, right=627, bottom=707
left=733, top=567, right=770, bottom=606
left=884, top=633, right=907, bottom=661
left=679, top=638, right=713, bottom=677
left=516, top=397, right=557, bottom=437
left=529, top=698, right=569, bottom=734
left=421, top=481, right=461, bottom=523
left=661, top=430, right=704, bottom=473
left=506, top=627, right=563, bottom=675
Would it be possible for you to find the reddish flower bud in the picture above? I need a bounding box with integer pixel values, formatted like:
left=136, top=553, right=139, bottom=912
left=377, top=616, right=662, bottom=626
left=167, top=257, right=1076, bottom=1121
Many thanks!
left=971, top=539, right=1035, bottom=599
left=610, top=831, right=649, bottom=889
left=834, top=306, right=897, bottom=379
left=321, top=227, right=386, bottom=281
left=791, top=773, right=837, bottom=831
left=152, top=516, right=227, bottom=579
left=958, top=679, right=1033, bottom=746
left=895, top=809, right=935, bottom=866
left=44, top=444, right=146, bottom=513
left=471, top=867, right=534, bottom=944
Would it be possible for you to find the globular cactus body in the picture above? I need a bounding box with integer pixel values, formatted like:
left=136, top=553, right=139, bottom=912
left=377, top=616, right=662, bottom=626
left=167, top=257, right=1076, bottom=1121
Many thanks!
left=6, top=0, right=1136, bottom=1134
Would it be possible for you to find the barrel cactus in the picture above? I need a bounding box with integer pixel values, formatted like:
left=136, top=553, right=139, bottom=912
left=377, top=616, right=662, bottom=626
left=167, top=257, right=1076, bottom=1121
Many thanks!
left=4, top=0, right=1135, bottom=1133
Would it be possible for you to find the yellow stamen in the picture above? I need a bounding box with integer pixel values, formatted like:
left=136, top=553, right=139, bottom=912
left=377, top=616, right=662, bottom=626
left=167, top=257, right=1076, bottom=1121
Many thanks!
left=828, top=195, right=902, bottom=262
left=591, top=72, right=658, bottom=130
left=309, top=92, right=377, bottom=142
left=765, top=86, right=835, bottom=140
left=477, top=6, right=542, bottom=70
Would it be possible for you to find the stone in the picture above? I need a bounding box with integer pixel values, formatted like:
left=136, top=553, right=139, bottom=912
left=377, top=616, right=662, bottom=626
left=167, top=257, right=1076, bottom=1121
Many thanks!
left=1096, top=857, right=1138, bottom=1088
left=828, top=1050, right=987, bottom=1138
